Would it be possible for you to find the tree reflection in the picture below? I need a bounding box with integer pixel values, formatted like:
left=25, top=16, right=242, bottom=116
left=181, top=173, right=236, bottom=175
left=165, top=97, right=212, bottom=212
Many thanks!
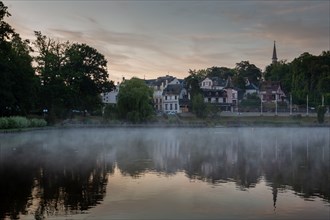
left=0, top=132, right=114, bottom=219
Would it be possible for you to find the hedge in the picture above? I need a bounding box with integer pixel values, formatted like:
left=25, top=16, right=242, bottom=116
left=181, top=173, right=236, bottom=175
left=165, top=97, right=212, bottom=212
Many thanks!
left=0, top=117, right=47, bottom=129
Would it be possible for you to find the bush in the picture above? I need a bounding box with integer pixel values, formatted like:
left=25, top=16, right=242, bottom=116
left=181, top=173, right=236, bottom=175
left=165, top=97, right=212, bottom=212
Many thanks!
left=0, top=117, right=8, bottom=129
left=29, top=118, right=47, bottom=127
left=7, top=116, right=30, bottom=128
left=0, top=117, right=47, bottom=129
left=317, top=106, right=327, bottom=124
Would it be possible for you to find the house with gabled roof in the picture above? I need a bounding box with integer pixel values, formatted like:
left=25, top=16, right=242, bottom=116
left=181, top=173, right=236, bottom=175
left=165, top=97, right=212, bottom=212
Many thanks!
left=145, top=75, right=175, bottom=112
left=200, top=77, right=227, bottom=90
left=200, top=77, right=238, bottom=112
left=259, top=81, right=286, bottom=103
left=162, top=82, right=182, bottom=113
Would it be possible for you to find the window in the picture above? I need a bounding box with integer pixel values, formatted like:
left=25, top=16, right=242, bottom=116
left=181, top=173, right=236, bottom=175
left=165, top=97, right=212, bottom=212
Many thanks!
left=170, top=104, right=173, bottom=110
left=223, top=98, right=226, bottom=103
left=165, top=96, right=168, bottom=100
left=216, top=97, right=219, bottom=103
left=175, top=96, right=177, bottom=100
left=208, top=98, right=211, bottom=103
left=165, top=104, right=168, bottom=110
left=175, top=104, right=177, bottom=110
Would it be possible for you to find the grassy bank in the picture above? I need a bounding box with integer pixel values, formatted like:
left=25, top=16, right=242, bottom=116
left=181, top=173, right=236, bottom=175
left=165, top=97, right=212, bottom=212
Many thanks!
left=56, top=114, right=329, bottom=128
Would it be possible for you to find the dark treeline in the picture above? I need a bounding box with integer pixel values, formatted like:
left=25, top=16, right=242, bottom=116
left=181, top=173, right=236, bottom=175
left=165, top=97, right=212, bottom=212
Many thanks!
left=0, top=2, right=114, bottom=122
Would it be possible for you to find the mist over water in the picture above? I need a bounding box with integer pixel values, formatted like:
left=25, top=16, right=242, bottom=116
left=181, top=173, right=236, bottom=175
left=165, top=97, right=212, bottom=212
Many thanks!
left=0, top=127, right=329, bottom=219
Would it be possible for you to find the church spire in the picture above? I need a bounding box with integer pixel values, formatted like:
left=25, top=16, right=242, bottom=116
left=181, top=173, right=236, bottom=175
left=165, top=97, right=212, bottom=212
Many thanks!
left=272, top=41, right=278, bottom=64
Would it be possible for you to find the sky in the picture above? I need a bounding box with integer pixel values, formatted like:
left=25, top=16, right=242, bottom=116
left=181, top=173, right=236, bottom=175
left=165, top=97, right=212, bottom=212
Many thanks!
left=3, top=0, right=330, bottom=83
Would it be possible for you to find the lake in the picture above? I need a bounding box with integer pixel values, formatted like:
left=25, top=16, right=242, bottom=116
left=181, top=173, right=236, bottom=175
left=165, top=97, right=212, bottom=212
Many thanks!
left=0, top=127, right=329, bottom=219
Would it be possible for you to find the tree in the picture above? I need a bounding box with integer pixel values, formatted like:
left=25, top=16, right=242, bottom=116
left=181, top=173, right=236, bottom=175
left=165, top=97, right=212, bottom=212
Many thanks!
left=0, top=2, right=37, bottom=116
left=206, top=66, right=235, bottom=79
left=63, top=43, right=114, bottom=113
left=192, top=93, right=207, bottom=118
left=317, top=106, right=326, bottom=124
left=33, top=32, right=114, bottom=120
left=117, top=77, right=154, bottom=123
left=33, top=31, right=69, bottom=120
left=184, top=69, right=206, bottom=100
left=264, top=60, right=291, bottom=93
left=290, top=51, right=330, bottom=106
left=235, top=61, right=262, bottom=86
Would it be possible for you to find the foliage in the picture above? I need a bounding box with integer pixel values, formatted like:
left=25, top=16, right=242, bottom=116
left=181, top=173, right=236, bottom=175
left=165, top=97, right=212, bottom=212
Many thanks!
left=290, top=52, right=330, bottom=105
left=117, top=77, right=154, bottom=123
left=192, top=94, right=207, bottom=118
left=103, top=104, right=118, bottom=120
left=0, top=3, right=38, bottom=116
left=240, top=93, right=260, bottom=111
left=0, top=117, right=8, bottom=129
left=29, top=118, right=47, bottom=127
left=0, top=116, right=47, bottom=129
left=317, top=106, right=327, bottom=124
left=235, top=61, right=262, bottom=87
left=264, top=60, right=291, bottom=93
left=33, top=31, right=114, bottom=121
left=184, top=69, right=205, bottom=100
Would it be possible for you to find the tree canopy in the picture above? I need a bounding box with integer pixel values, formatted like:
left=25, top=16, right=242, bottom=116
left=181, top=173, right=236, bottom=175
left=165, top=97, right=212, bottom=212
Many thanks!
left=117, top=77, right=154, bottom=123
left=33, top=31, right=114, bottom=121
left=0, top=3, right=38, bottom=116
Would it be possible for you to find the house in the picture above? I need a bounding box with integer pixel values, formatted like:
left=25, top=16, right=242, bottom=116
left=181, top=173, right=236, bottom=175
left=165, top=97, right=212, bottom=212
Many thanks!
left=145, top=75, right=175, bottom=112
left=162, top=79, right=187, bottom=114
left=200, top=77, right=238, bottom=112
left=244, top=78, right=259, bottom=98
left=101, top=85, right=119, bottom=105
left=259, top=81, right=286, bottom=102
left=200, top=77, right=227, bottom=90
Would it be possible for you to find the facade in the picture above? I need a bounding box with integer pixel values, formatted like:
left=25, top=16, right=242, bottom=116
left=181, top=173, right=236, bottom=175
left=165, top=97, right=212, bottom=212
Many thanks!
left=145, top=75, right=175, bottom=112
left=200, top=77, right=238, bottom=112
left=244, top=78, right=259, bottom=97
left=200, top=77, right=227, bottom=90
left=101, top=85, right=119, bottom=105
left=162, top=82, right=182, bottom=113
left=259, top=81, right=286, bottom=102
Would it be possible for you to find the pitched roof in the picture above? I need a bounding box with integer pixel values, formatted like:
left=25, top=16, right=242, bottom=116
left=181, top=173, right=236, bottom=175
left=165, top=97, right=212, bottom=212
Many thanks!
left=245, top=83, right=258, bottom=90
left=260, top=81, right=281, bottom=91
left=162, top=84, right=182, bottom=95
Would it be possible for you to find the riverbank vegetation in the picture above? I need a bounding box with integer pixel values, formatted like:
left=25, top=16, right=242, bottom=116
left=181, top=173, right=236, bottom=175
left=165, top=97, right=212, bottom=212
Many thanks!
left=0, top=116, right=47, bottom=129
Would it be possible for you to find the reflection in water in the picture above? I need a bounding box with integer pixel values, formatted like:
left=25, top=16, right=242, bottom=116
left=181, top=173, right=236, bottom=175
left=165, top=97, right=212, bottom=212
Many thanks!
left=0, top=127, right=329, bottom=219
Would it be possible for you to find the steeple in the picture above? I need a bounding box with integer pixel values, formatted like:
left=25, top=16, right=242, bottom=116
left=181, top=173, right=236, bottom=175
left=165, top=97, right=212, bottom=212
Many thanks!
left=272, top=41, right=278, bottom=64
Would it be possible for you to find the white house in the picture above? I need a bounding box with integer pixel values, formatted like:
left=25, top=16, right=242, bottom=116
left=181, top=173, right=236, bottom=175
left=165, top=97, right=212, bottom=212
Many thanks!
left=101, top=85, right=119, bottom=104
left=162, top=79, right=184, bottom=113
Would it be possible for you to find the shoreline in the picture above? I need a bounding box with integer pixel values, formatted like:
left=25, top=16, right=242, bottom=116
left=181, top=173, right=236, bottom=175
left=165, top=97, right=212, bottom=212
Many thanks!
left=1, top=120, right=329, bottom=133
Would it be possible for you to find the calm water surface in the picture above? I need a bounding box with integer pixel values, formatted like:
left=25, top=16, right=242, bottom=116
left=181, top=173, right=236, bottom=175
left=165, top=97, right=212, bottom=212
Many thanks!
left=0, top=127, right=329, bottom=219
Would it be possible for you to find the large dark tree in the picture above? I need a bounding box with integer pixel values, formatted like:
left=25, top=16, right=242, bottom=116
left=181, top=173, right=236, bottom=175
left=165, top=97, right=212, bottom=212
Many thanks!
left=264, top=60, right=291, bottom=93
left=0, top=2, right=37, bottom=116
left=63, top=43, right=114, bottom=113
left=33, top=31, right=69, bottom=119
left=290, top=52, right=330, bottom=105
left=33, top=32, right=114, bottom=120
